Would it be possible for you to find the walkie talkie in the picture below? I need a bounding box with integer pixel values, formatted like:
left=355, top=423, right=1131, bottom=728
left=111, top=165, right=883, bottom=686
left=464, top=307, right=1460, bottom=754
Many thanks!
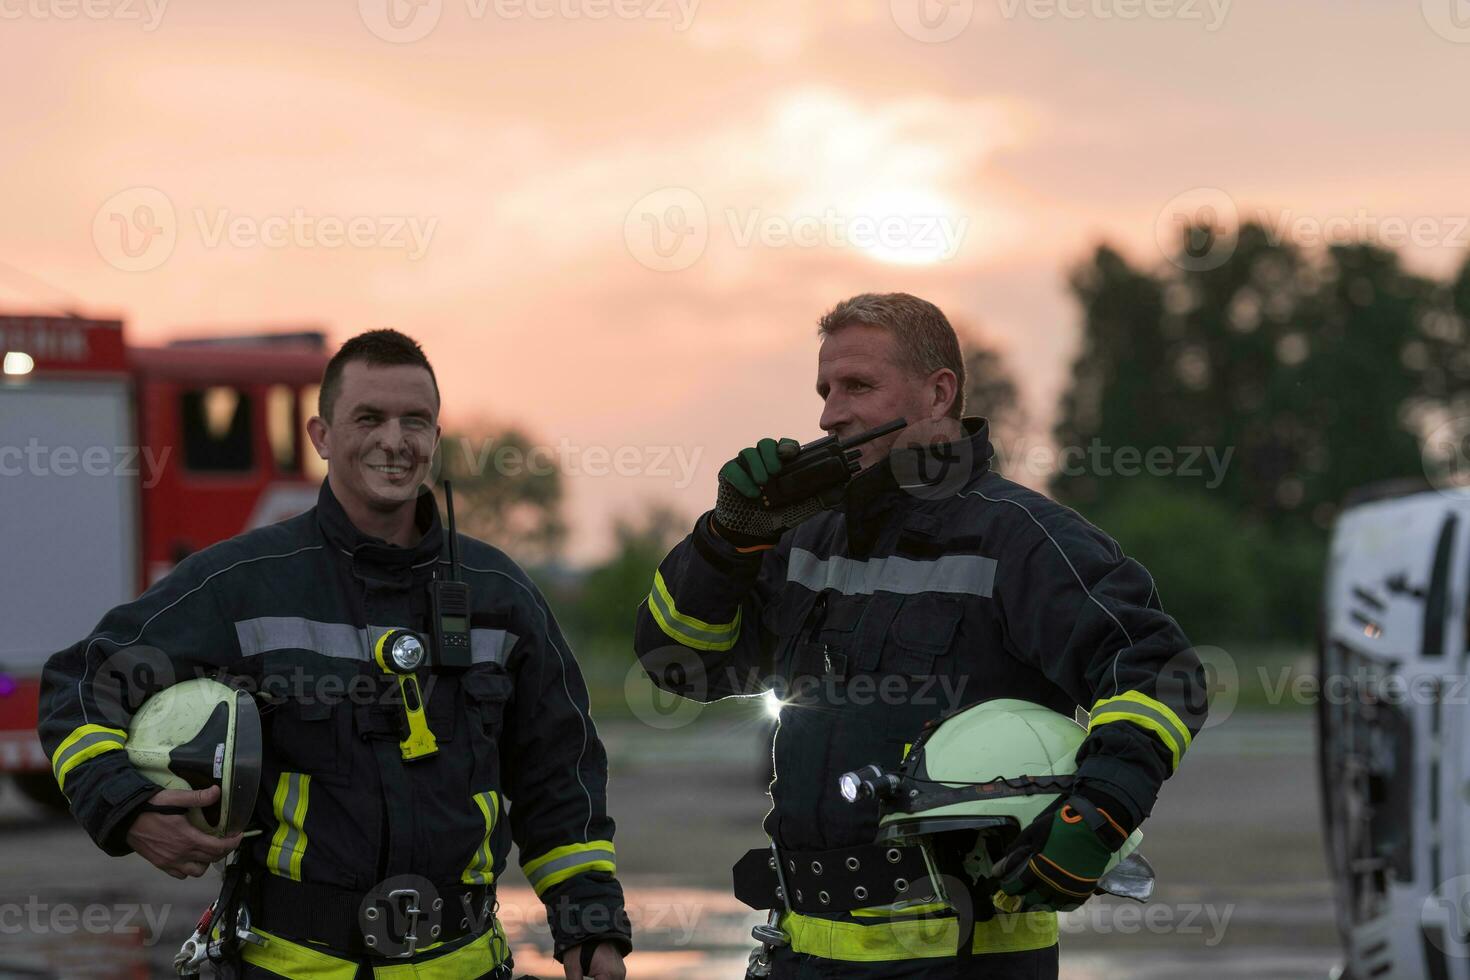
left=429, top=480, right=473, bottom=670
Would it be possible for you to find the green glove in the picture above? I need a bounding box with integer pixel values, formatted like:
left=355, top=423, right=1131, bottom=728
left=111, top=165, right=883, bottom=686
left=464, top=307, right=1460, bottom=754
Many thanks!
left=718, top=438, right=800, bottom=499
left=990, top=791, right=1131, bottom=914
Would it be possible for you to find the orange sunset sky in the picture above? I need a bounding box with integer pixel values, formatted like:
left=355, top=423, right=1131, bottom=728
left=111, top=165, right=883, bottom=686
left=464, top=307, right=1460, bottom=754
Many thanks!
left=3, top=0, right=1468, bottom=561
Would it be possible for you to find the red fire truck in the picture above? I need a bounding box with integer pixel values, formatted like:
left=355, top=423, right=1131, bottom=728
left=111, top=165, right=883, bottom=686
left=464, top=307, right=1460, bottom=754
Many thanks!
left=0, top=314, right=330, bottom=808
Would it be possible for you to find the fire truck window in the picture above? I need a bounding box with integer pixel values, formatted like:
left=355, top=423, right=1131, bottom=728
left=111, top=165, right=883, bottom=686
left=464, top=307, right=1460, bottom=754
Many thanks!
left=301, top=385, right=328, bottom=481
left=267, top=384, right=299, bottom=473
left=181, top=386, right=254, bottom=472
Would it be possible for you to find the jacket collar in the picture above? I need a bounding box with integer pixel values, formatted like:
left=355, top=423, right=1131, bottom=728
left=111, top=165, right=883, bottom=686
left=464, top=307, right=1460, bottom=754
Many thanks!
left=842, top=416, right=994, bottom=524
left=314, top=477, right=443, bottom=574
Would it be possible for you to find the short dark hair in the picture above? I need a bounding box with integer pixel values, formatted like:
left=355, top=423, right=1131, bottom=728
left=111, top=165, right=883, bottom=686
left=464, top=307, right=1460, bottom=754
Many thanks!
left=818, top=293, right=966, bottom=420
left=318, top=329, right=440, bottom=422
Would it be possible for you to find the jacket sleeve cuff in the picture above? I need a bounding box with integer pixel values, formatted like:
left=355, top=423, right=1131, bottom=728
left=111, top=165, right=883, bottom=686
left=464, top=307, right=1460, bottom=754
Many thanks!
left=93, top=767, right=163, bottom=857
left=542, top=874, right=633, bottom=961
left=1073, top=757, right=1160, bottom=831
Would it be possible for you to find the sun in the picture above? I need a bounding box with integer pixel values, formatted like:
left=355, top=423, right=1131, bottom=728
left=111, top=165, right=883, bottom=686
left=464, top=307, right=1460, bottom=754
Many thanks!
left=848, top=187, right=969, bottom=266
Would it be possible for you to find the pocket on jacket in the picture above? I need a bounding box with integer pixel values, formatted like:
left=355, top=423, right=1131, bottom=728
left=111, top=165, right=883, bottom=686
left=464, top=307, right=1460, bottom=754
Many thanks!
left=259, top=653, right=349, bottom=778
left=879, top=593, right=964, bottom=677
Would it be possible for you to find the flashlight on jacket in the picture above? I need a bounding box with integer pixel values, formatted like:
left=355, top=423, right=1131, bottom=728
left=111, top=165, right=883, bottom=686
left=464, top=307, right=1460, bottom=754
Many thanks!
left=838, top=764, right=902, bottom=804
left=374, top=629, right=439, bottom=761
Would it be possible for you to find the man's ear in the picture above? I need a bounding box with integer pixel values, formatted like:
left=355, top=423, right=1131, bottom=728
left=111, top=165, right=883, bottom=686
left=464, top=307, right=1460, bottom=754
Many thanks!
left=929, top=368, right=958, bottom=420
left=306, top=416, right=330, bottom=461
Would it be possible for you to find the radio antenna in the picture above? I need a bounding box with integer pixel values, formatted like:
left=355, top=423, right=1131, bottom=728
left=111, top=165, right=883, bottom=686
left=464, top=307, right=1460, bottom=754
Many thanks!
left=443, top=480, right=461, bottom=582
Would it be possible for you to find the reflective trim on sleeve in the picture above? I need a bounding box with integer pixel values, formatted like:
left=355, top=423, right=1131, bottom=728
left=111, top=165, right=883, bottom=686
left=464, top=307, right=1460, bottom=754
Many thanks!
left=780, top=907, right=1057, bottom=959
left=647, top=570, right=741, bottom=651
left=51, top=724, right=127, bottom=793
left=1088, top=690, right=1192, bottom=770
left=266, top=772, right=311, bottom=880
left=786, top=549, right=997, bottom=597
left=462, top=790, right=500, bottom=885
left=521, top=840, right=617, bottom=897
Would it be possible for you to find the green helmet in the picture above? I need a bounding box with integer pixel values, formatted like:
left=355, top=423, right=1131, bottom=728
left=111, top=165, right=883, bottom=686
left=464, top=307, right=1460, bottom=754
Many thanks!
left=126, top=678, right=262, bottom=837
left=841, top=698, right=1152, bottom=901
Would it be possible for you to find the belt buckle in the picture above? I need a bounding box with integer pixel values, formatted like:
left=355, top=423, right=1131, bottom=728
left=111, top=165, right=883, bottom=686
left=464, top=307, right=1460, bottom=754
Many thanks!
left=361, top=887, right=424, bottom=959
left=386, top=888, right=423, bottom=959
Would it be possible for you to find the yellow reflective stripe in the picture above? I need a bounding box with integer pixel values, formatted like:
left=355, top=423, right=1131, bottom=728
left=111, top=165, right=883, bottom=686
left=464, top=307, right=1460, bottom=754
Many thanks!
left=51, top=724, right=127, bottom=793
left=521, top=840, right=617, bottom=897
left=1089, top=690, right=1192, bottom=770
left=267, top=772, right=311, bottom=881
left=241, top=927, right=358, bottom=979
left=373, top=920, right=511, bottom=979
left=781, top=909, right=1057, bottom=960
left=647, top=570, right=741, bottom=651
left=849, top=901, right=950, bottom=919
left=462, top=790, right=499, bottom=885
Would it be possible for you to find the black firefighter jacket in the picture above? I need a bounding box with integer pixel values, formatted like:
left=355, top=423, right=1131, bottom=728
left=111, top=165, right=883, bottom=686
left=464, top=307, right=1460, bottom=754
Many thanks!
left=634, top=418, right=1207, bottom=854
left=38, top=478, right=630, bottom=958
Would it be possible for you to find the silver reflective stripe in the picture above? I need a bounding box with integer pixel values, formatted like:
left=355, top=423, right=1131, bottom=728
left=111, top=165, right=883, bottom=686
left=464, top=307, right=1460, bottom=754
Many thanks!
left=236, top=617, right=515, bottom=666
left=269, top=772, right=310, bottom=879
left=236, top=617, right=372, bottom=661
left=1091, top=697, right=1190, bottom=757
left=523, top=848, right=616, bottom=891
left=647, top=584, right=736, bottom=647
left=464, top=790, right=499, bottom=884
left=472, top=629, right=516, bottom=666
left=50, top=730, right=125, bottom=785
left=787, top=549, right=997, bottom=598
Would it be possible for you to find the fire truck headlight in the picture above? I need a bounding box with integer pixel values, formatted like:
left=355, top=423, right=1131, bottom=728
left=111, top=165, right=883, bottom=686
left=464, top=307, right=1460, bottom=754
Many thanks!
left=3, top=351, right=35, bottom=376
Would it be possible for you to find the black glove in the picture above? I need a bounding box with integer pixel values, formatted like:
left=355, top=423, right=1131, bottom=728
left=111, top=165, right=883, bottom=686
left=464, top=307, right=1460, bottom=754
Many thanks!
left=990, top=788, right=1133, bottom=913
left=712, top=437, right=800, bottom=545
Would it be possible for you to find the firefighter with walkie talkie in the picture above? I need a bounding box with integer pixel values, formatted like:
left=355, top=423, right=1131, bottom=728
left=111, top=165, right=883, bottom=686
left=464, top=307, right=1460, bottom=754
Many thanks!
left=634, top=293, right=1207, bottom=979
left=39, top=330, right=630, bottom=979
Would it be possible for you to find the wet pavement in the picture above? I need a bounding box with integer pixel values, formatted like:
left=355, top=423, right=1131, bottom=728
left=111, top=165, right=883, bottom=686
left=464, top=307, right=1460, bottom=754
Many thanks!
left=0, top=708, right=1344, bottom=978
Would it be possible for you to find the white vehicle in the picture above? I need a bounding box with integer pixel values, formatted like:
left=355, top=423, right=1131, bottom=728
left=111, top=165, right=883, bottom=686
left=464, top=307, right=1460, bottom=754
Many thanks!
left=1321, top=480, right=1470, bottom=980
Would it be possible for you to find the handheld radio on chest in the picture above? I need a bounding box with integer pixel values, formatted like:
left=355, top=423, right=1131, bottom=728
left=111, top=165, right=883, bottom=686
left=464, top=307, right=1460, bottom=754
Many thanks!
left=429, top=480, right=473, bottom=670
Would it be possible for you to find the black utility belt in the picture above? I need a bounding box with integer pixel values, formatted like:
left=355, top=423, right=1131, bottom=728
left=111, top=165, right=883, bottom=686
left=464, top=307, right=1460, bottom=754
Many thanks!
left=733, top=842, right=934, bottom=915
left=250, top=874, right=495, bottom=959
